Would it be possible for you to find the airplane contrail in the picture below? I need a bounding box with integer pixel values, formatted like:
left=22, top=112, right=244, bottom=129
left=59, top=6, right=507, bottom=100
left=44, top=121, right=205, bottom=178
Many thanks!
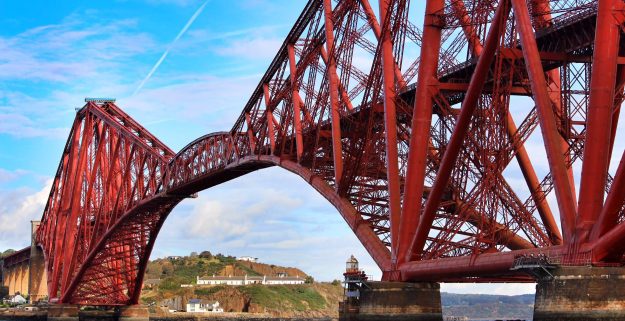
left=133, top=0, right=209, bottom=96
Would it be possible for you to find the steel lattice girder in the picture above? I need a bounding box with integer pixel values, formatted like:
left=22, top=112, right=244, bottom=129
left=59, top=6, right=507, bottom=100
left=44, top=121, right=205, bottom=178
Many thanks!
left=35, top=0, right=625, bottom=305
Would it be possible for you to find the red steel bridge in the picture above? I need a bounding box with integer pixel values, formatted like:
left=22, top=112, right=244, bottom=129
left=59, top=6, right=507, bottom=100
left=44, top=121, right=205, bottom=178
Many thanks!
left=34, top=0, right=625, bottom=306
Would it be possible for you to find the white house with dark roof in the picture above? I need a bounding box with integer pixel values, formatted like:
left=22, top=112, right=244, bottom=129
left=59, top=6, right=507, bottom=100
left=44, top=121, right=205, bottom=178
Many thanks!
left=186, top=299, right=223, bottom=313
left=235, top=256, right=258, bottom=262
left=196, top=274, right=304, bottom=286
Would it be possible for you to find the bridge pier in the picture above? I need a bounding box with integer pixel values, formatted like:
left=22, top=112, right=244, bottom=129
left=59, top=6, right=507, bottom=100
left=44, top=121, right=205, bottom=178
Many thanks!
left=340, top=282, right=442, bottom=321
left=47, top=305, right=149, bottom=321
left=534, top=266, right=625, bottom=321
left=47, top=304, right=79, bottom=321
left=117, top=305, right=149, bottom=321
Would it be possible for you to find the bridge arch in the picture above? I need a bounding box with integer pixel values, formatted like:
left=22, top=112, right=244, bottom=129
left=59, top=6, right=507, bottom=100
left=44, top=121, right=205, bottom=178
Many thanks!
left=34, top=0, right=625, bottom=309
left=55, top=130, right=390, bottom=305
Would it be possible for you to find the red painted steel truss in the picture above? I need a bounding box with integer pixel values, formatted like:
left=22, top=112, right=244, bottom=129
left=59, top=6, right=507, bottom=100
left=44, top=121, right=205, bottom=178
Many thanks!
left=36, top=0, right=625, bottom=305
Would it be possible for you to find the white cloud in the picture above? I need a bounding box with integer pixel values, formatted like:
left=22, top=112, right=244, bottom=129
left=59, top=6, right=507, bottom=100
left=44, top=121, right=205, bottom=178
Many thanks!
left=0, top=113, right=68, bottom=138
left=0, top=168, right=28, bottom=184
left=0, top=180, right=51, bottom=250
left=0, top=18, right=155, bottom=83
left=0, top=14, right=159, bottom=139
left=215, top=37, right=283, bottom=61
left=151, top=167, right=384, bottom=282
left=185, top=190, right=302, bottom=240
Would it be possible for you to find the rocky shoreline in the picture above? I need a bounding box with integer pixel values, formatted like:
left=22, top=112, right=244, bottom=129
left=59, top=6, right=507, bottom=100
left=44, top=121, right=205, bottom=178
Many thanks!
left=0, top=310, right=336, bottom=321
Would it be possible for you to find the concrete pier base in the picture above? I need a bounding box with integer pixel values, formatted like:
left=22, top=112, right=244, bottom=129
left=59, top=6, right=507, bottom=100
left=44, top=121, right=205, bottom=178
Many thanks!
left=117, top=305, right=149, bottom=321
left=47, top=304, right=79, bottom=321
left=340, top=281, right=442, bottom=321
left=534, top=266, right=625, bottom=321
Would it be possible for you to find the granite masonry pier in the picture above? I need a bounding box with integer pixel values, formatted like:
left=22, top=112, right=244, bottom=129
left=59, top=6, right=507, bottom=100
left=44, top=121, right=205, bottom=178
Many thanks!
left=339, top=281, right=442, bottom=321
left=534, top=266, right=625, bottom=321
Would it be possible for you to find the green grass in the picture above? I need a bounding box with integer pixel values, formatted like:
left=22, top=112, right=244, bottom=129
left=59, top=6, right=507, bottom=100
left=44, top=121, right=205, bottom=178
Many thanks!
left=235, top=262, right=262, bottom=276
left=239, top=285, right=326, bottom=311
left=159, top=276, right=187, bottom=291
left=194, top=285, right=227, bottom=296
left=141, top=254, right=325, bottom=314
left=174, top=261, right=225, bottom=283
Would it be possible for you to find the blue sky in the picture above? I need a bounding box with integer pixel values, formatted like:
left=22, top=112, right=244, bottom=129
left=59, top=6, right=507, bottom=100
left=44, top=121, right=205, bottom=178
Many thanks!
left=5, top=0, right=617, bottom=296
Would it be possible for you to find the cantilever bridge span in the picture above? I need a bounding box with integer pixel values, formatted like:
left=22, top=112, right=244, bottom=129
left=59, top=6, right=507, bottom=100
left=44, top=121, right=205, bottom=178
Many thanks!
left=34, top=0, right=625, bottom=306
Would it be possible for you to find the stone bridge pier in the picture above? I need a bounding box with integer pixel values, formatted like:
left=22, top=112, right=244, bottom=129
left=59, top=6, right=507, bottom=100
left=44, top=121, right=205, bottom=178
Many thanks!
left=339, top=267, right=625, bottom=321
left=534, top=266, right=625, bottom=321
left=339, top=282, right=442, bottom=321
left=1, top=221, right=47, bottom=301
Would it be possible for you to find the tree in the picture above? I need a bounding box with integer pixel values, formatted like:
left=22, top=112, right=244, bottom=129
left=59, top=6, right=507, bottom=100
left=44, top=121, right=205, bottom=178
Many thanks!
left=161, top=262, right=174, bottom=276
left=305, top=276, right=314, bottom=284
left=1, top=249, right=15, bottom=258
left=331, top=279, right=342, bottom=286
left=0, top=286, right=8, bottom=299
left=199, top=251, right=213, bottom=259
left=190, top=252, right=198, bottom=258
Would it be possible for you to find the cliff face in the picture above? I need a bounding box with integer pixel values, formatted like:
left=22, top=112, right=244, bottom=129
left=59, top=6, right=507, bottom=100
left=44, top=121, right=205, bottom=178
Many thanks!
left=191, top=283, right=342, bottom=317
left=145, top=283, right=343, bottom=317
left=141, top=254, right=342, bottom=318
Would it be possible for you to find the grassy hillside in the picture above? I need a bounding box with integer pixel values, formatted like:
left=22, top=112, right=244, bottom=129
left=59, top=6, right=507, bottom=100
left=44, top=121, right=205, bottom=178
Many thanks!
left=141, top=252, right=536, bottom=319
left=140, top=252, right=341, bottom=317
left=143, top=252, right=307, bottom=291
left=238, top=284, right=327, bottom=311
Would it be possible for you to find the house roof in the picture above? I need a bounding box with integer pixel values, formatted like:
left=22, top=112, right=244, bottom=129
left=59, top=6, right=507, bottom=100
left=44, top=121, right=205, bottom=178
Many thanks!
left=198, top=275, right=303, bottom=281
left=265, top=277, right=304, bottom=281
left=188, top=299, right=219, bottom=305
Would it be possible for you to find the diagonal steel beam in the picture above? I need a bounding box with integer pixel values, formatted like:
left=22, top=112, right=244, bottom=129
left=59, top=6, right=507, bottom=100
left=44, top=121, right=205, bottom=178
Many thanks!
left=409, top=0, right=511, bottom=259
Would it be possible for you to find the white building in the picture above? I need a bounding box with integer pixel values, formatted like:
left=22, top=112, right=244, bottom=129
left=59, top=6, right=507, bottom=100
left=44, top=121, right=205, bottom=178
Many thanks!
left=236, top=256, right=258, bottom=262
left=197, top=274, right=305, bottom=286
left=10, top=294, right=26, bottom=305
left=186, top=299, right=223, bottom=313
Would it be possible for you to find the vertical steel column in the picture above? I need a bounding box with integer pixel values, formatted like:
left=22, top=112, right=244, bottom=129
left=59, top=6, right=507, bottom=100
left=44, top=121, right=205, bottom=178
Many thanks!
left=577, top=0, right=620, bottom=242
left=398, top=0, right=443, bottom=264
left=323, top=0, right=344, bottom=188
left=409, top=0, right=510, bottom=258
left=287, top=44, right=304, bottom=161
left=359, top=0, right=407, bottom=88
left=263, top=84, right=277, bottom=154
left=319, top=47, right=355, bottom=111
left=378, top=0, right=402, bottom=266
left=591, top=150, right=625, bottom=241
left=609, top=65, right=625, bottom=160
left=245, top=113, right=257, bottom=153
left=50, top=116, right=83, bottom=300
left=511, top=0, right=578, bottom=243
left=451, top=0, right=559, bottom=244
left=60, top=113, right=94, bottom=293
left=450, top=0, right=483, bottom=56
left=591, top=152, right=625, bottom=260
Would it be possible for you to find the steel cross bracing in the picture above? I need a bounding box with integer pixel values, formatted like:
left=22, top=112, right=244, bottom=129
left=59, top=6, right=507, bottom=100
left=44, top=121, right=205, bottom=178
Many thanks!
left=34, top=0, right=625, bottom=305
